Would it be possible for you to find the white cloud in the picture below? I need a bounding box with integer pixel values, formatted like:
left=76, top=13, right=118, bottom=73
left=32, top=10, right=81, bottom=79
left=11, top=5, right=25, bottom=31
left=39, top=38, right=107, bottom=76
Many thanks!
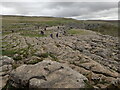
left=71, top=8, right=118, bottom=20
left=0, top=2, right=118, bottom=20
left=0, top=4, right=17, bottom=15
left=1, top=0, right=119, bottom=2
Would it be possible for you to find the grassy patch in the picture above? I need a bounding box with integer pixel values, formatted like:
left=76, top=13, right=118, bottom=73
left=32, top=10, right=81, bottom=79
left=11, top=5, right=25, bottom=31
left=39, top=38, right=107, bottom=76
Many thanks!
left=26, top=59, right=43, bottom=64
left=2, top=32, right=12, bottom=36
left=2, top=45, right=37, bottom=60
left=2, top=81, right=16, bottom=90
left=20, top=31, right=47, bottom=37
left=84, top=80, right=94, bottom=88
left=12, top=63, right=20, bottom=69
left=35, top=52, right=59, bottom=62
left=99, top=79, right=109, bottom=84
left=2, top=41, right=8, bottom=45
left=13, top=55, right=22, bottom=61
left=92, top=24, right=118, bottom=37
left=2, top=49, right=23, bottom=61
left=27, top=60, right=39, bottom=64
left=2, top=49, right=17, bottom=57
left=49, top=52, right=59, bottom=62
left=2, top=15, right=118, bottom=37
left=39, top=53, right=49, bottom=58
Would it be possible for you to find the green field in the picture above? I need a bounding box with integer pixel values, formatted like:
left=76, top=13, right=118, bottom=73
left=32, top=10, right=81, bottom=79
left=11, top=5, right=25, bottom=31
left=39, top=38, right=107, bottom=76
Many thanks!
left=1, top=15, right=118, bottom=37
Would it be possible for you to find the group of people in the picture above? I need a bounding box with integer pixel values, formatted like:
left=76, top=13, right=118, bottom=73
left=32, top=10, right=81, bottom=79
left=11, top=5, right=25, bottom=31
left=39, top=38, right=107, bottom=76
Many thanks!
left=50, top=33, right=59, bottom=39
left=40, top=30, right=59, bottom=38
left=40, top=26, right=67, bottom=39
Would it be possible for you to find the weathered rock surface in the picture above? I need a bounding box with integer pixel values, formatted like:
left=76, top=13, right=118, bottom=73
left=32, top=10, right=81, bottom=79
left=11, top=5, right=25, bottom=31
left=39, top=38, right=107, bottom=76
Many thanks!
left=107, top=78, right=120, bottom=88
left=9, top=60, right=87, bottom=88
left=0, top=56, right=14, bottom=89
left=2, top=29, right=120, bottom=88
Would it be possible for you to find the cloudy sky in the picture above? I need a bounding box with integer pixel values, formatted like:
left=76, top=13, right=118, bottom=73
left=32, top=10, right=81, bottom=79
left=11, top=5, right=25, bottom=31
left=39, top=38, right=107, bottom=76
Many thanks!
left=0, top=0, right=119, bottom=20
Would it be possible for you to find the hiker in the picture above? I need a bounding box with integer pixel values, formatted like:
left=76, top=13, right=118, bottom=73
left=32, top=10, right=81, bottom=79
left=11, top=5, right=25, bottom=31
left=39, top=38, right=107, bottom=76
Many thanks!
left=63, top=31, right=66, bottom=35
left=46, top=25, right=48, bottom=28
left=56, top=33, right=59, bottom=38
left=11, top=30, right=14, bottom=33
left=50, top=34, right=53, bottom=38
left=70, top=26, right=73, bottom=30
left=40, top=31, right=44, bottom=35
left=44, top=28, right=46, bottom=31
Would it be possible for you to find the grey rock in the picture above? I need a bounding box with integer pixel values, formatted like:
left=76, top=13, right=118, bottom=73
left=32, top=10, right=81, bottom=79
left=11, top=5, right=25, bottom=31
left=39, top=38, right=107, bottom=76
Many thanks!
left=0, top=56, right=14, bottom=67
left=0, top=75, right=9, bottom=89
left=82, top=50, right=91, bottom=56
left=108, top=78, right=120, bottom=88
left=0, top=65, right=12, bottom=72
left=0, top=56, right=14, bottom=89
left=9, top=60, right=87, bottom=88
left=2, top=28, right=120, bottom=89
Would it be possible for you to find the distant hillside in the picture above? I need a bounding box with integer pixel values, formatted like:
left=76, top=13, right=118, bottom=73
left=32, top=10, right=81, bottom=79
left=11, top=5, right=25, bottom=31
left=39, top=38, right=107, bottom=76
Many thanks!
left=1, top=15, right=118, bottom=37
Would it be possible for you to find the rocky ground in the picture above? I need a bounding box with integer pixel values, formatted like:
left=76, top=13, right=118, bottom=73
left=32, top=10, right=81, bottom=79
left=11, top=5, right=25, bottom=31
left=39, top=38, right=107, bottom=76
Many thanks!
left=9, top=60, right=88, bottom=88
left=1, top=28, right=120, bottom=89
left=0, top=56, right=14, bottom=89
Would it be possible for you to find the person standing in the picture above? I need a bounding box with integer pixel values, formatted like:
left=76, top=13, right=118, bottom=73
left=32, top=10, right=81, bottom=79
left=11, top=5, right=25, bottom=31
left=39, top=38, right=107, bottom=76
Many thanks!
left=50, top=33, right=53, bottom=38
left=56, top=33, right=58, bottom=38
left=40, top=31, right=44, bottom=35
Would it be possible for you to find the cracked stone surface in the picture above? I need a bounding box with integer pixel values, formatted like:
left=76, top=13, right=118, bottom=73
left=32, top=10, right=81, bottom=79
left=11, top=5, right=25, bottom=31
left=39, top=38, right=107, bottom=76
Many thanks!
left=2, top=29, right=120, bottom=88
left=0, top=56, right=14, bottom=89
left=9, top=60, right=87, bottom=88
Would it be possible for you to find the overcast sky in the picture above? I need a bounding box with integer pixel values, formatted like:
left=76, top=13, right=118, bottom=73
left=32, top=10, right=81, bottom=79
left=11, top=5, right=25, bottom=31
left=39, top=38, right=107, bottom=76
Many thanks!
left=0, top=0, right=119, bottom=20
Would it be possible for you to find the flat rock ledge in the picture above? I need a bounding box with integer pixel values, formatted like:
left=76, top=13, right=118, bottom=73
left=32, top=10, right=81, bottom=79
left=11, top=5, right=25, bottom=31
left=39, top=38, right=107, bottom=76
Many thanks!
left=9, top=60, right=88, bottom=88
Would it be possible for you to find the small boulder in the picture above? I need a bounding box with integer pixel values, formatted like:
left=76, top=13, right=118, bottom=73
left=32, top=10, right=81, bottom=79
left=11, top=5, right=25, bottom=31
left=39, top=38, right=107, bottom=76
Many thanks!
left=0, top=56, right=14, bottom=89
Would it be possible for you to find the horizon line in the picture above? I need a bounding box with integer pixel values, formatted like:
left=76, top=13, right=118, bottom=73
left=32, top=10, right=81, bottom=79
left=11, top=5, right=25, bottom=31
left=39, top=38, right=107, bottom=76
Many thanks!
left=0, top=14, right=119, bottom=21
